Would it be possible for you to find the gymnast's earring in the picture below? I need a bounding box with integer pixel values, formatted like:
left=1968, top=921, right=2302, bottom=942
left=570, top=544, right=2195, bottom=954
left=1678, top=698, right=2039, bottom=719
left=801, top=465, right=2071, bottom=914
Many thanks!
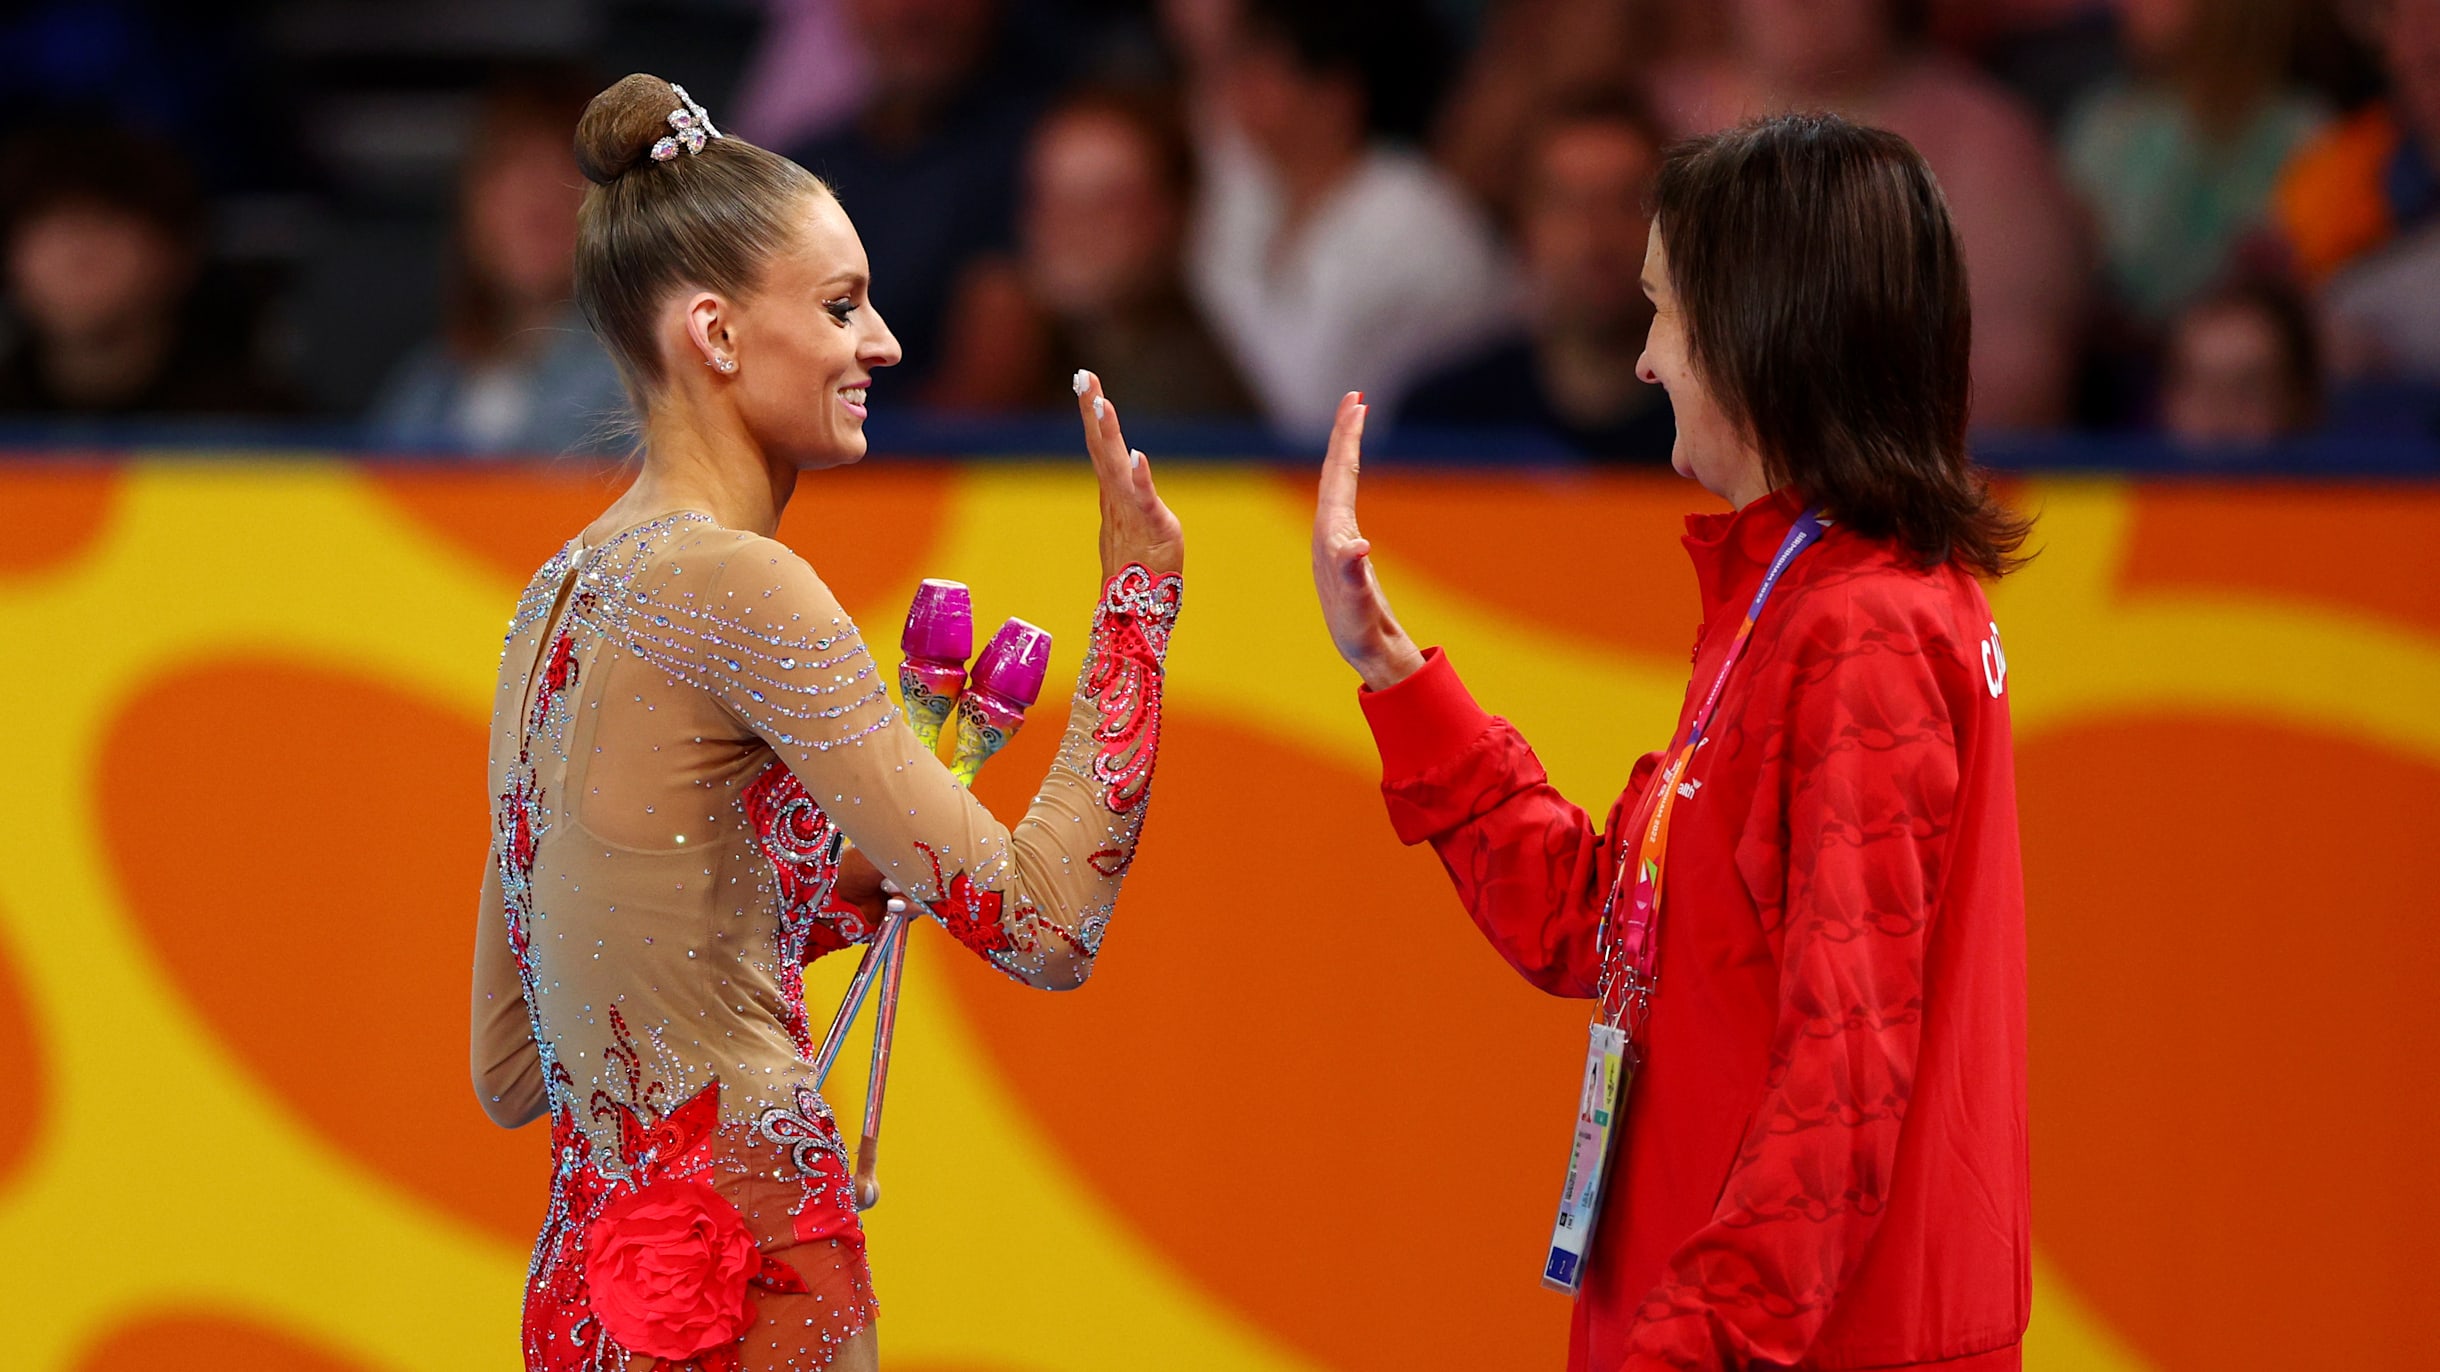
left=709, top=356, right=737, bottom=374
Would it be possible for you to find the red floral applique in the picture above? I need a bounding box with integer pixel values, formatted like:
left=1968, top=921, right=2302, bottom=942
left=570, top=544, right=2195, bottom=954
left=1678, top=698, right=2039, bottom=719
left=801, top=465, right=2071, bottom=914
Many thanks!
left=498, top=626, right=578, bottom=975
left=909, top=841, right=1012, bottom=956
left=607, top=1073, right=722, bottom=1175
left=1084, top=617, right=1162, bottom=814
left=524, top=1019, right=859, bottom=1371
left=753, top=1084, right=862, bottom=1246
left=577, top=1177, right=813, bottom=1370
left=502, top=772, right=538, bottom=876
left=741, top=764, right=847, bottom=928
left=1082, top=566, right=1181, bottom=817
left=742, top=762, right=876, bottom=1055
left=583, top=1177, right=761, bottom=1359
left=756, top=1253, right=810, bottom=1294
left=906, top=843, right=1088, bottom=965
left=541, top=627, right=579, bottom=697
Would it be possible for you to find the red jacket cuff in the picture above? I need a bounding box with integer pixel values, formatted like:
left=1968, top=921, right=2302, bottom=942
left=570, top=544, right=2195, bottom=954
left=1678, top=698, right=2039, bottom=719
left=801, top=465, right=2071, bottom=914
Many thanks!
left=1358, top=647, right=1495, bottom=782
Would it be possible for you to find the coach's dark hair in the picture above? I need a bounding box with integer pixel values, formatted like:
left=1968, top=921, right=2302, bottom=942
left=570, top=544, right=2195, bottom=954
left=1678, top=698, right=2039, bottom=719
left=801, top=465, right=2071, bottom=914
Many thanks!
left=1652, top=113, right=2031, bottom=578
left=572, top=73, right=829, bottom=399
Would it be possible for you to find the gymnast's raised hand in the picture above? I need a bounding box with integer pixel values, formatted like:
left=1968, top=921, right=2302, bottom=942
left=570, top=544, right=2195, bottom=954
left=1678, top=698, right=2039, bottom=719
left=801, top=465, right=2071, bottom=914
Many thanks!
left=1075, top=369, right=1186, bottom=582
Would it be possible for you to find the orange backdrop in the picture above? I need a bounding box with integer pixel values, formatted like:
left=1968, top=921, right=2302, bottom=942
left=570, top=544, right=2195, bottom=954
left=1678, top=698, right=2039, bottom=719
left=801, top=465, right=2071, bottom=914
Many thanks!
left=0, top=459, right=2432, bottom=1372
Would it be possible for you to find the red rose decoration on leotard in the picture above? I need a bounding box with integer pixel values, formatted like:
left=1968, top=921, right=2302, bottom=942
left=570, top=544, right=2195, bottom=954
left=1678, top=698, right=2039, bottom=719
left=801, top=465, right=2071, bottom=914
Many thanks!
left=582, top=1177, right=760, bottom=1359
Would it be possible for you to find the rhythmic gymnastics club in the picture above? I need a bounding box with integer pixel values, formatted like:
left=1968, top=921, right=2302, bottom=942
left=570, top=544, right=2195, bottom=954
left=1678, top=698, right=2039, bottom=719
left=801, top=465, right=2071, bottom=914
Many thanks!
left=852, top=618, right=1053, bottom=1210
left=806, top=582, right=971, bottom=1097
left=817, top=600, right=1057, bottom=1209
left=897, top=579, right=972, bottom=753
left=948, top=619, right=1053, bottom=784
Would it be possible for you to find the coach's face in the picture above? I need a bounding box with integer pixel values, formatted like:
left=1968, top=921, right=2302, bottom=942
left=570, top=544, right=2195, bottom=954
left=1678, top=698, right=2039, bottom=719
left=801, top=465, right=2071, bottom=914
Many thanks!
left=1637, top=222, right=1770, bottom=509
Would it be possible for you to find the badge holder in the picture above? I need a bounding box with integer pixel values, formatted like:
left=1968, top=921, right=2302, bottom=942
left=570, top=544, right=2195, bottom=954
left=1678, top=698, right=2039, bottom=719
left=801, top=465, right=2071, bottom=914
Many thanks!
left=1543, top=1020, right=1636, bottom=1293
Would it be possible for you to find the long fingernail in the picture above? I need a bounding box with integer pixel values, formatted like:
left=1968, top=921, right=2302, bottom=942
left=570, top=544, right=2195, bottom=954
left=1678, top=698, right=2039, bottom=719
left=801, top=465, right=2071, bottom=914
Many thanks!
left=1093, top=396, right=1106, bottom=420
left=1130, top=448, right=1144, bottom=468
left=1072, top=369, right=1089, bottom=396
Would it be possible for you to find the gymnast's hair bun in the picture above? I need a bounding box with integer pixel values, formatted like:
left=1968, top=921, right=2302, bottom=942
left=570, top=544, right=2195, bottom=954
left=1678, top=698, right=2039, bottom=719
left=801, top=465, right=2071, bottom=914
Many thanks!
left=571, top=74, right=820, bottom=395
left=573, top=73, right=683, bottom=185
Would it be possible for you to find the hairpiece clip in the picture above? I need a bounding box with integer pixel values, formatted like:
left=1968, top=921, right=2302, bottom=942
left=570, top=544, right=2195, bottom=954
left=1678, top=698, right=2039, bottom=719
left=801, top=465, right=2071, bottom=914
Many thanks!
left=648, top=83, right=723, bottom=162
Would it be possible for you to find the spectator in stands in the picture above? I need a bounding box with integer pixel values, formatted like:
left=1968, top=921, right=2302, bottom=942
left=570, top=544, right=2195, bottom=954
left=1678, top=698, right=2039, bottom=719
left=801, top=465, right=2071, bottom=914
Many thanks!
left=1399, top=92, right=1674, bottom=463
left=1923, top=0, right=2124, bottom=130
left=0, top=123, right=289, bottom=415
left=371, top=75, right=625, bottom=456
left=1432, top=0, right=1656, bottom=219
left=731, top=0, right=872, bottom=152
left=1655, top=0, right=2089, bottom=428
left=930, top=86, right=1254, bottom=416
left=1186, top=0, right=1517, bottom=441
left=2276, top=0, right=2440, bottom=380
left=2063, top=0, right=2326, bottom=324
left=1159, top=0, right=1239, bottom=121
left=785, top=0, right=1060, bottom=389
left=2158, top=275, right=2321, bottom=446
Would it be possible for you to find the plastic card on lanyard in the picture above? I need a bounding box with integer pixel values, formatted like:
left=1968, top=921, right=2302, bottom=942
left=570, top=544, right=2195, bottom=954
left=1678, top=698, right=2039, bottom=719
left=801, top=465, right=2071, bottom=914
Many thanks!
left=1541, top=507, right=1826, bottom=1295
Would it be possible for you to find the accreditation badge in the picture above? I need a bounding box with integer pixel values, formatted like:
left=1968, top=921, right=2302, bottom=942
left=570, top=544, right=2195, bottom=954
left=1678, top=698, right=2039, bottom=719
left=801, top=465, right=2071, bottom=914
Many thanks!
left=1542, top=1020, right=1635, bottom=1293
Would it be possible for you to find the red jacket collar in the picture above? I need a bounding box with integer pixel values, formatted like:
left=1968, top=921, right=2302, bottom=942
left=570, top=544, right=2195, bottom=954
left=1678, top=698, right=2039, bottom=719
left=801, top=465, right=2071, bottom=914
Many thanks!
left=1682, top=486, right=1809, bottom=620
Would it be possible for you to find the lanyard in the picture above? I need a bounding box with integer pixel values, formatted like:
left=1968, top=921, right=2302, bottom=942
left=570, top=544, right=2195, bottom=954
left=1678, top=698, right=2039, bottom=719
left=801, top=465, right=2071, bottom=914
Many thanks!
left=1596, top=508, right=1826, bottom=1031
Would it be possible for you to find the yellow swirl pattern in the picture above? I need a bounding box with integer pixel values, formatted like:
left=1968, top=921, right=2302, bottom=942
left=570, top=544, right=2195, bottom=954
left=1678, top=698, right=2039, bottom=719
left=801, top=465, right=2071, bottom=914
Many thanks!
left=1, top=461, right=2431, bottom=1369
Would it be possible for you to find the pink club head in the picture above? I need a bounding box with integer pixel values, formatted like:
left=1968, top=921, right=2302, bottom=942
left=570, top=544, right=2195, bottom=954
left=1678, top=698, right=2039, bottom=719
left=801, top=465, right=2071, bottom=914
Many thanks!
left=971, top=618, right=1053, bottom=706
left=901, top=579, right=974, bottom=663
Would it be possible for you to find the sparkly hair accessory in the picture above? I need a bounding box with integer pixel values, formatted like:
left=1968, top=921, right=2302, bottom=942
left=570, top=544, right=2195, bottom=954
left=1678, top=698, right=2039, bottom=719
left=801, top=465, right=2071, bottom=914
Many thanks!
left=648, top=83, right=723, bottom=162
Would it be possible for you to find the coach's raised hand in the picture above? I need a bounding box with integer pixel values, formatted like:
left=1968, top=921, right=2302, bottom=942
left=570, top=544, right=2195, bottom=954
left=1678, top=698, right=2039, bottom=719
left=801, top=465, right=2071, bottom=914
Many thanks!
left=1311, top=391, right=1424, bottom=691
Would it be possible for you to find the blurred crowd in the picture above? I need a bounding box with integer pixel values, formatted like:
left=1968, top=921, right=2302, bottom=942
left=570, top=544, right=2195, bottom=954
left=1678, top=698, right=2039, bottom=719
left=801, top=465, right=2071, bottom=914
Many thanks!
left=2, top=0, right=2433, bottom=464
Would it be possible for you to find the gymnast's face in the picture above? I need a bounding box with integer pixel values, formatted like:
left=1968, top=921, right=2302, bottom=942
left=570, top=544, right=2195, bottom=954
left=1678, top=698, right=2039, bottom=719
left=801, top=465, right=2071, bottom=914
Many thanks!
left=1637, top=222, right=1771, bottom=508
left=708, top=191, right=903, bottom=469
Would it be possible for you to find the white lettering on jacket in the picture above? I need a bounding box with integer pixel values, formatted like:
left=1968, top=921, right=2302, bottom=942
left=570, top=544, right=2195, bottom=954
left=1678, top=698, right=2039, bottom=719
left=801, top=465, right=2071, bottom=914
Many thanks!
left=1982, top=621, right=2008, bottom=698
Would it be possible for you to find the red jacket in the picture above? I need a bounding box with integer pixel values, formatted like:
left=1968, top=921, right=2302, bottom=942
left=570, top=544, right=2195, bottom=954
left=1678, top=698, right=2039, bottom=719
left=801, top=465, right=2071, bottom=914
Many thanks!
left=1360, top=490, right=2028, bottom=1370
